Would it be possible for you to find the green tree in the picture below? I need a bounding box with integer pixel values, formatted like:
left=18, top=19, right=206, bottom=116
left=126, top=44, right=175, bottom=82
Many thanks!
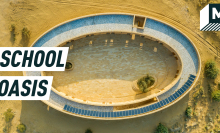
left=4, top=108, right=14, bottom=122
left=137, top=74, right=155, bottom=93
left=212, top=90, right=220, bottom=101
left=205, top=60, right=219, bottom=79
left=85, top=128, right=93, bottom=133
left=17, top=123, right=26, bottom=133
left=185, top=106, right=192, bottom=118
left=155, top=123, right=168, bottom=133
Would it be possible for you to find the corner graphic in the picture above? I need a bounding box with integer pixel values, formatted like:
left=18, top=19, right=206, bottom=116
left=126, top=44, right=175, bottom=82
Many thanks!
left=200, top=4, right=220, bottom=31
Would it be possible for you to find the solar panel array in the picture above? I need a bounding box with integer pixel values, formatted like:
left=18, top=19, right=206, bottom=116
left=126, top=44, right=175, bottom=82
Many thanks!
left=63, top=74, right=196, bottom=118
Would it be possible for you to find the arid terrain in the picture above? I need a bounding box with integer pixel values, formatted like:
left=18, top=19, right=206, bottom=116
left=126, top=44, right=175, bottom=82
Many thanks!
left=0, top=0, right=220, bottom=133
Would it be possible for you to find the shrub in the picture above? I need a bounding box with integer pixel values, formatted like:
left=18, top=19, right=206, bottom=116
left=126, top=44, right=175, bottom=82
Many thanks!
left=199, top=86, right=204, bottom=95
left=137, top=74, right=155, bottom=93
left=155, top=123, right=168, bottom=133
left=22, top=27, right=31, bottom=40
left=185, top=106, right=192, bottom=118
left=205, top=60, right=219, bottom=79
left=212, top=90, right=220, bottom=101
left=10, top=24, right=16, bottom=32
left=65, top=62, right=72, bottom=69
left=85, top=128, right=93, bottom=133
left=10, top=24, right=16, bottom=42
left=3, top=108, right=14, bottom=122
left=17, top=123, right=26, bottom=133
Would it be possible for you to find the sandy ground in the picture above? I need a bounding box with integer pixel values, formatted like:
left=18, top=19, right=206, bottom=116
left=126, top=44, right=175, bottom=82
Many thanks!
left=45, top=34, right=177, bottom=103
left=0, top=0, right=220, bottom=133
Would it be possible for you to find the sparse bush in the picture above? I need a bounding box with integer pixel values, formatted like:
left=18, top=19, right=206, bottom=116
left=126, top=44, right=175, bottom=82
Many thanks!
left=155, top=123, right=168, bottom=133
left=10, top=24, right=16, bottom=42
left=22, top=27, right=31, bottom=40
left=85, top=128, right=93, bottom=133
left=17, top=123, right=26, bottom=133
left=3, top=108, right=14, bottom=122
left=65, top=62, right=73, bottom=69
left=193, top=91, right=200, bottom=99
left=212, top=90, right=220, bottom=101
left=205, top=60, right=219, bottom=79
left=199, top=86, right=204, bottom=95
left=185, top=106, right=192, bottom=118
left=10, top=24, right=15, bottom=32
left=137, top=74, right=155, bottom=93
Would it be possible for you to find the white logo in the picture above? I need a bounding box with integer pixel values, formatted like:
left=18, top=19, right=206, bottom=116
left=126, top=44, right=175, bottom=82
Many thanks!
left=200, top=4, right=220, bottom=31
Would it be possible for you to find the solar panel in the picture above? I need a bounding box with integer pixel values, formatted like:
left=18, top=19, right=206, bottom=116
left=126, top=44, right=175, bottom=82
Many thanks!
left=152, top=104, right=157, bottom=110
left=69, top=106, right=73, bottom=112
left=148, top=105, right=153, bottom=111
left=125, top=111, right=128, bottom=116
left=78, top=109, right=82, bottom=115
left=95, top=111, right=99, bottom=117
left=101, top=112, right=105, bottom=117
left=131, top=109, right=135, bottom=115
left=113, top=112, right=117, bottom=117
left=117, top=111, right=120, bottom=117
left=170, top=95, right=175, bottom=101
left=168, top=97, right=173, bottom=102
left=181, top=86, right=188, bottom=92
left=84, top=110, right=88, bottom=116
left=120, top=111, right=123, bottom=117
left=64, top=105, right=68, bottom=110
left=161, top=100, right=166, bottom=106
left=185, top=82, right=191, bottom=87
left=154, top=103, right=158, bottom=109
left=146, top=106, right=149, bottom=112
left=165, top=98, right=170, bottom=104
left=110, top=112, right=113, bottom=117
left=140, top=108, right=144, bottom=114
left=98, top=112, right=102, bottom=117
left=187, top=80, right=193, bottom=85
left=90, top=111, right=94, bottom=116
left=137, top=109, right=141, bottom=114
left=71, top=107, right=76, bottom=113
left=190, top=74, right=196, bottom=79
left=159, top=101, right=164, bottom=106
left=175, top=92, right=180, bottom=97
left=105, top=112, right=108, bottom=117
left=75, top=108, right=78, bottom=114
left=66, top=105, right=70, bottom=111
left=177, top=90, right=183, bottom=96
left=189, top=77, right=195, bottom=81
left=81, top=109, right=85, bottom=115
left=128, top=110, right=132, bottom=116
left=107, top=112, right=111, bottom=117
left=122, top=111, right=125, bottom=117
left=142, top=107, right=147, bottom=113
left=172, top=93, right=178, bottom=99
left=87, top=110, right=91, bottom=116
left=157, top=102, right=161, bottom=108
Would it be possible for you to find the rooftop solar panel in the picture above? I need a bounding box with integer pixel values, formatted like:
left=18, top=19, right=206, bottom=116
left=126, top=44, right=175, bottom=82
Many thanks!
left=117, top=111, right=120, bottom=117
left=64, top=105, right=67, bottom=110
left=105, top=112, right=108, bottom=117
left=190, top=74, right=196, bottom=79
left=168, top=97, right=173, bottom=102
left=98, top=112, right=102, bottom=117
left=71, top=107, right=76, bottom=113
left=75, top=108, right=78, bottom=114
left=165, top=98, right=170, bottom=104
left=140, top=108, right=144, bottom=114
left=110, top=112, right=114, bottom=117
left=95, top=111, right=99, bottom=117
left=107, top=112, right=111, bottom=117
left=81, top=109, right=85, bottom=115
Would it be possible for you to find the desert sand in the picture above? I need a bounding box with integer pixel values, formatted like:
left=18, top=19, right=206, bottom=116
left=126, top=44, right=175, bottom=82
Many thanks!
left=1, top=0, right=220, bottom=133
